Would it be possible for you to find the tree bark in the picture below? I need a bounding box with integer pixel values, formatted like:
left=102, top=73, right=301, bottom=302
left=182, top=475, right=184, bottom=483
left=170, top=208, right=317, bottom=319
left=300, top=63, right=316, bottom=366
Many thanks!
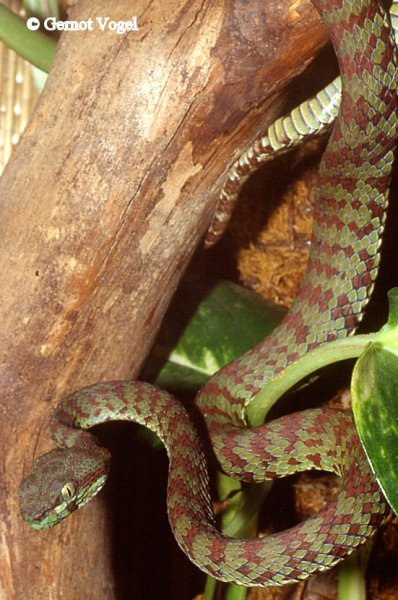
left=0, top=0, right=327, bottom=597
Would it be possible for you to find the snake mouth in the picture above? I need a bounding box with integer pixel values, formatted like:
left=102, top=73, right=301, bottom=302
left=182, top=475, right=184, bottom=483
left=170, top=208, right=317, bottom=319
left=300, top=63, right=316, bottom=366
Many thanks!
left=21, top=507, right=69, bottom=530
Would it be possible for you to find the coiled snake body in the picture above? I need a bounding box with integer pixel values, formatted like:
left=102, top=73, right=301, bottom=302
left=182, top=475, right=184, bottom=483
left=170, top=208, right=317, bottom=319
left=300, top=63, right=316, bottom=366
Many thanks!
left=20, top=0, right=398, bottom=588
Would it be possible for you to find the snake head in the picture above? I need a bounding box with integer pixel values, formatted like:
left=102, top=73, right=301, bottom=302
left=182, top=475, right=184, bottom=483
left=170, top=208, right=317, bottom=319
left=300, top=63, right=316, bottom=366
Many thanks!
left=19, top=445, right=111, bottom=530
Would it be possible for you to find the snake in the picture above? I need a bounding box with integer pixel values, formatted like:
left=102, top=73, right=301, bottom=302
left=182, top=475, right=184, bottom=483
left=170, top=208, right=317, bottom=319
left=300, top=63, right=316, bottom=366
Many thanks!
left=205, top=0, right=398, bottom=247
left=20, top=0, right=398, bottom=589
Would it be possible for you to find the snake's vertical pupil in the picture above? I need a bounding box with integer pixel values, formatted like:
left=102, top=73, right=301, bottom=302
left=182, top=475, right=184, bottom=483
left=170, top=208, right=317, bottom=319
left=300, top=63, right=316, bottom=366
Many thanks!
left=61, top=482, right=77, bottom=502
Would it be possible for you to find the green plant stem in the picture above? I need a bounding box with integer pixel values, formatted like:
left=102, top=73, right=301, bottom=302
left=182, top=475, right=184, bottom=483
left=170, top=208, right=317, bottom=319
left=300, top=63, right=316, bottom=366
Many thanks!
left=209, top=475, right=271, bottom=598
left=0, top=5, right=55, bottom=72
left=221, top=487, right=262, bottom=600
left=247, top=334, right=374, bottom=427
left=338, top=542, right=373, bottom=600
left=218, top=474, right=271, bottom=538
left=203, top=575, right=218, bottom=600
left=224, top=584, right=248, bottom=600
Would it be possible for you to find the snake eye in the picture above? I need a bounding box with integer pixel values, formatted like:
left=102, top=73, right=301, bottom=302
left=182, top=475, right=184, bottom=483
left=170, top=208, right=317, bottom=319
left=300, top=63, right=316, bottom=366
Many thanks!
left=61, top=482, right=77, bottom=503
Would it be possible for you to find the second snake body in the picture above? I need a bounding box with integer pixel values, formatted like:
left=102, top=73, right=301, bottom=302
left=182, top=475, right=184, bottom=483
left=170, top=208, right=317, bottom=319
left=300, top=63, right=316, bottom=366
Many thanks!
left=20, top=0, right=398, bottom=588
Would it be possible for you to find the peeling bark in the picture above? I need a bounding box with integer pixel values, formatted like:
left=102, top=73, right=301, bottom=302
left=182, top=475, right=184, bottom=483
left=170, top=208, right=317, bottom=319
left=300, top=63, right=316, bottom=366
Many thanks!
left=0, top=0, right=327, bottom=597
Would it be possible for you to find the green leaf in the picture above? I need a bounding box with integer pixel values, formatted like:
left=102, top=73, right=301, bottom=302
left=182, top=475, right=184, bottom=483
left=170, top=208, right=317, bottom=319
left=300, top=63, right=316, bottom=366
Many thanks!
left=145, top=280, right=286, bottom=395
left=352, top=289, right=398, bottom=515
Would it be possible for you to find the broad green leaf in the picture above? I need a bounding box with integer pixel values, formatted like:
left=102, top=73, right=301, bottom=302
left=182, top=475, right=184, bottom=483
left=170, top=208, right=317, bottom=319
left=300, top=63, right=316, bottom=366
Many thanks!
left=352, top=288, right=398, bottom=515
left=145, top=280, right=285, bottom=395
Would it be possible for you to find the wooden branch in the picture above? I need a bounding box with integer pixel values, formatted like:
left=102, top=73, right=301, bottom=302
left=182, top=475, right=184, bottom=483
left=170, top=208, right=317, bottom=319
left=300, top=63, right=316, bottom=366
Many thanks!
left=0, top=0, right=327, bottom=596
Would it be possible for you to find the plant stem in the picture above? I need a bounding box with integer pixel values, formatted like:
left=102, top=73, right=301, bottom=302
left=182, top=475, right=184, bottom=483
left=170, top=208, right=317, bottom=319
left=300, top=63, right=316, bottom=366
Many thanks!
left=218, top=475, right=271, bottom=538
left=0, top=5, right=55, bottom=72
left=203, top=575, right=218, bottom=600
left=338, top=542, right=373, bottom=600
left=209, top=475, right=270, bottom=598
left=247, top=334, right=374, bottom=427
left=225, top=584, right=248, bottom=600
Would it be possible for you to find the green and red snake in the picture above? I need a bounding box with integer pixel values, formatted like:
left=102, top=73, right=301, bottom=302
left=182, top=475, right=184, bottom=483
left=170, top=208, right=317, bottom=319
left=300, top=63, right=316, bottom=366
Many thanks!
left=20, top=0, right=398, bottom=588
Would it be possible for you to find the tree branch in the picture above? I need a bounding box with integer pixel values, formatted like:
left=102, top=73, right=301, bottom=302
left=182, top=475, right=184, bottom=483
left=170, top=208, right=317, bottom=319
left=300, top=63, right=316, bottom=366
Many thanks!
left=0, top=0, right=326, bottom=596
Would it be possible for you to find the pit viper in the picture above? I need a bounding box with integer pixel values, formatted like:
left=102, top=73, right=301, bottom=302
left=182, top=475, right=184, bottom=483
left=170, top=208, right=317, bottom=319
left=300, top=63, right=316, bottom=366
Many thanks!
left=20, top=0, right=398, bottom=588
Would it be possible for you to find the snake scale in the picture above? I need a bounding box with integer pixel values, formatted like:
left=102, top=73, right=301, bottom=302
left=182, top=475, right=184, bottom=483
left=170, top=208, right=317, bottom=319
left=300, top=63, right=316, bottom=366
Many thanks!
left=20, top=0, right=398, bottom=588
